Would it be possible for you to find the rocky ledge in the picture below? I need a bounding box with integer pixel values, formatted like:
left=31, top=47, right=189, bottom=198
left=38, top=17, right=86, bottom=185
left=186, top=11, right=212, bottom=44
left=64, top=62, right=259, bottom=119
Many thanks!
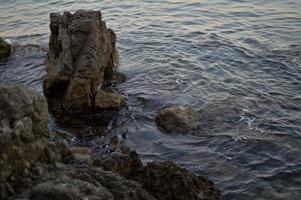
left=0, top=85, right=221, bottom=199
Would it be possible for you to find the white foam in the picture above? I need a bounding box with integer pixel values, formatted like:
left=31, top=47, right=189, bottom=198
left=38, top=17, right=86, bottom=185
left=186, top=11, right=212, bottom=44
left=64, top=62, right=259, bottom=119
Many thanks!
left=4, top=39, right=12, bottom=45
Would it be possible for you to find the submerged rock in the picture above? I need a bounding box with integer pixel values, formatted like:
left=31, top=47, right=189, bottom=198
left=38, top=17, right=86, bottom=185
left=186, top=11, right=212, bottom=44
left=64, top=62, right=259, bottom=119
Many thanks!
left=156, top=106, right=200, bottom=133
left=0, top=37, right=11, bottom=59
left=43, top=10, right=123, bottom=114
left=0, top=85, right=220, bottom=200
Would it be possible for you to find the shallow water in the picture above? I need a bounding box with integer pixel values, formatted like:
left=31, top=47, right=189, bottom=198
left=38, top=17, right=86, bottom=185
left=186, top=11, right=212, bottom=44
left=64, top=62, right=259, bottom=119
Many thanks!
left=1, top=0, right=301, bottom=199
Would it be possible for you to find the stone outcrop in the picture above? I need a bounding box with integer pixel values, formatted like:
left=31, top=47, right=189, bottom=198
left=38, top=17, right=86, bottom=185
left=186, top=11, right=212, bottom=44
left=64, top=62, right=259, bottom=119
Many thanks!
left=0, top=37, right=11, bottom=59
left=156, top=106, right=200, bottom=133
left=95, top=90, right=125, bottom=110
left=43, top=10, right=124, bottom=114
left=0, top=85, right=221, bottom=200
left=0, top=85, right=72, bottom=199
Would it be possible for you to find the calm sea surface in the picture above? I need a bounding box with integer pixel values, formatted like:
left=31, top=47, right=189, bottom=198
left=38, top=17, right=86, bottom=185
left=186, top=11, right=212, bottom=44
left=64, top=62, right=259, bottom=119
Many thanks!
left=1, top=0, right=301, bottom=199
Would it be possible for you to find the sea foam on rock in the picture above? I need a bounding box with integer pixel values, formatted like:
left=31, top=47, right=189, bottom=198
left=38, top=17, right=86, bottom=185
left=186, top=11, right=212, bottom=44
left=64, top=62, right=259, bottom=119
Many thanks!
left=0, top=37, right=11, bottom=59
left=43, top=10, right=124, bottom=114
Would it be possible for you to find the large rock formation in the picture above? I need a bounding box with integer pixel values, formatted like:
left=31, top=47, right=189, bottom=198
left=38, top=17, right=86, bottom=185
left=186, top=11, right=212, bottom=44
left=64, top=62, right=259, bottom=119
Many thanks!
left=0, top=37, right=11, bottom=59
left=43, top=10, right=124, bottom=114
left=156, top=106, right=200, bottom=133
left=0, top=85, right=221, bottom=200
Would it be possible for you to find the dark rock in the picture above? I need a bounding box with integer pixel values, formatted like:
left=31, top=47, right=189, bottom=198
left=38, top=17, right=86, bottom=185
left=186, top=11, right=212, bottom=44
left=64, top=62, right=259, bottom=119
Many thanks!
left=0, top=37, right=11, bottom=59
left=30, top=175, right=113, bottom=200
left=0, top=85, right=220, bottom=200
left=94, top=150, right=142, bottom=178
left=156, top=106, right=200, bottom=133
left=43, top=10, right=123, bottom=113
left=69, top=167, right=157, bottom=200
left=131, top=161, right=221, bottom=200
left=0, top=85, right=49, bottom=183
left=0, top=85, right=72, bottom=199
left=93, top=135, right=142, bottom=178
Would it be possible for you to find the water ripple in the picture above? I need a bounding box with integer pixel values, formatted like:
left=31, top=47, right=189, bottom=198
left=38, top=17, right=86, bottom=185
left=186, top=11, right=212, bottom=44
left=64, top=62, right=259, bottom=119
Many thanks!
left=1, top=0, right=301, bottom=199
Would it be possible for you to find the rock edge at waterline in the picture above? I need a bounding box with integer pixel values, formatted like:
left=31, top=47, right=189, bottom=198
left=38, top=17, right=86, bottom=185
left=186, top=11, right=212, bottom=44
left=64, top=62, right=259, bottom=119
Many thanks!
left=0, top=84, right=221, bottom=200
left=43, top=10, right=124, bottom=114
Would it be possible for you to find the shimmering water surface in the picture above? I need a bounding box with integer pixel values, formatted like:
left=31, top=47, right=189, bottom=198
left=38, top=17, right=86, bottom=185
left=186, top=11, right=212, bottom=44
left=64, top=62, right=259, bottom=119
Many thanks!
left=1, top=0, right=301, bottom=199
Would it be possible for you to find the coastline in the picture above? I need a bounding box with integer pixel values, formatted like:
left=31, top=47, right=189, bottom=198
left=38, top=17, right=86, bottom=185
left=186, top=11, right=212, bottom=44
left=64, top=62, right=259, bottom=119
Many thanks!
left=0, top=10, right=221, bottom=200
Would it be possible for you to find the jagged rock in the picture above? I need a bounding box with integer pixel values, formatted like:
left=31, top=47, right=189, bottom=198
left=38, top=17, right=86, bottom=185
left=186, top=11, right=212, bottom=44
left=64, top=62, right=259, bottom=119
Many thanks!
left=0, top=85, right=72, bottom=199
left=131, top=161, right=221, bottom=200
left=19, top=166, right=157, bottom=200
left=43, top=10, right=122, bottom=113
left=93, top=135, right=142, bottom=178
left=0, top=37, right=11, bottom=59
left=30, top=175, right=114, bottom=200
left=155, top=106, right=200, bottom=133
left=95, top=91, right=125, bottom=110
left=70, top=167, right=157, bottom=200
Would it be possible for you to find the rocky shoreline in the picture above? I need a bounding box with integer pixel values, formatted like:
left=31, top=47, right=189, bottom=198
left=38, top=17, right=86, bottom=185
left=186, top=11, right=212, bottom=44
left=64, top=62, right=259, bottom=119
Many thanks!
left=0, top=10, right=221, bottom=200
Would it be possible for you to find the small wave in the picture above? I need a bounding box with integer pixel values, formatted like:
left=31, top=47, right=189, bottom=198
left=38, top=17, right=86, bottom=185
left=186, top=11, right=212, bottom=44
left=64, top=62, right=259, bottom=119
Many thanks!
left=12, top=43, right=47, bottom=57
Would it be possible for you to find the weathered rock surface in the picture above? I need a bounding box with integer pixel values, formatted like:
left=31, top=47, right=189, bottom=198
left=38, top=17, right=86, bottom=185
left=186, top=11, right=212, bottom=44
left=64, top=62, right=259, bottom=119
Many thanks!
left=43, top=10, right=123, bottom=113
left=95, top=91, right=125, bottom=110
left=0, top=85, right=221, bottom=200
left=156, top=106, right=200, bottom=133
left=131, top=161, right=221, bottom=200
left=0, top=85, right=72, bottom=199
left=0, top=37, right=11, bottom=59
left=28, top=166, right=157, bottom=200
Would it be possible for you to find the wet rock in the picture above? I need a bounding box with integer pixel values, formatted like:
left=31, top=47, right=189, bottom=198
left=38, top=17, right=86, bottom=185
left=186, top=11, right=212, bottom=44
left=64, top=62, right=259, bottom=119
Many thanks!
left=93, top=135, right=142, bottom=178
left=94, top=150, right=142, bottom=178
left=156, top=106, right=200, bottom=133
left=111, top=71, right=126, bottom=83
left=131, top=161, right=221, bottom=200
left=69, top=146, right=92, bottom=163
left=0, top=37, right=11, bottom=59
left=95, top=90, right=125, bottom=110
left=43, top=10, right=122, bottom=113
left=0, top=85, right=220, bottom=200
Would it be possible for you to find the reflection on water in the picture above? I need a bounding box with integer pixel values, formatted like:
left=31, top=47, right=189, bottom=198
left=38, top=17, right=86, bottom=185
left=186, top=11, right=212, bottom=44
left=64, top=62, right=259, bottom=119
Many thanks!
left=1, top=0, right=301, bottom=199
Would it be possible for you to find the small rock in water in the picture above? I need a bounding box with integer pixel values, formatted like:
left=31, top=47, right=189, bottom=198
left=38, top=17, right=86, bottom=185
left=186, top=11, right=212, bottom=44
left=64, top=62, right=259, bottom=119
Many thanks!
left=0, top=37, right=11, bottom=59
left=43, top=10, right=123, bottom=114
left=155, top=106, right=200, bottom=133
